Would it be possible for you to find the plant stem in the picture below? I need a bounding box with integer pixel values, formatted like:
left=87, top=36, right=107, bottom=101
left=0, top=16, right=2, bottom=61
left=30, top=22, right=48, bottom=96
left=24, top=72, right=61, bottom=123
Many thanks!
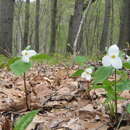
left=87, top=81, right=92, bottom=100
left=23, top=73, right=30, bottom=111
left=114, top=69, right=117, bottom=121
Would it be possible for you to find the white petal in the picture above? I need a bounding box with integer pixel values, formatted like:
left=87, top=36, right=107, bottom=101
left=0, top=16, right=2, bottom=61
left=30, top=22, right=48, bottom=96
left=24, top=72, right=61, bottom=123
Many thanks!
left=85, top=74, right=92, bottom=81
left=81, top=72, right=87, bottom=79
left=102, top=55, right=111, bottom=67
left=85, top=68, right=93, bottom=74
left=110, top=57, right=122, bottom=69
left=27, top=50, right=37, bottom=57
left=108, top=44, right=119, bottom=56
left=81, top=72, right=91, bottom=81
left=21, top=50, right=28, bottom=56
left=22, top=56, right=30, bottom=63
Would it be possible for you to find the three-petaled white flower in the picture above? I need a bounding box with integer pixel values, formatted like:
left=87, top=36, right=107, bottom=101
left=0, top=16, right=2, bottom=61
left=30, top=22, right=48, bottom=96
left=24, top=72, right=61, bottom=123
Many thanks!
left=81, top=68, right=93, bottom=81
left=102, top=44, right=122, bottom=69
left=21, top=49, right=37, bottom=63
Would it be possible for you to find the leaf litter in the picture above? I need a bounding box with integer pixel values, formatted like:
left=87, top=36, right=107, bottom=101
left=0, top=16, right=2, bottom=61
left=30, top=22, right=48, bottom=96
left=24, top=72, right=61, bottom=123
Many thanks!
left=0, top=64, right=130, bottom=130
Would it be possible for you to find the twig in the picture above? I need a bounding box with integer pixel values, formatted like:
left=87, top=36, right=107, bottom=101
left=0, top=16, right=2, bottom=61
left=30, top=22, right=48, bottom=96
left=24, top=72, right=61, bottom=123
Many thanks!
left=0, top=47, right=11, bottom=57
left=116, top=113, right=125, bottom=130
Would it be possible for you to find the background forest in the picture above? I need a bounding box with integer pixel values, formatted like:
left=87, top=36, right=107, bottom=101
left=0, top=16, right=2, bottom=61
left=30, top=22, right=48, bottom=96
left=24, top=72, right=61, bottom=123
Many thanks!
left=1, top=1, right=130, bottom=130
left=0, top=0, right=129, bottom=58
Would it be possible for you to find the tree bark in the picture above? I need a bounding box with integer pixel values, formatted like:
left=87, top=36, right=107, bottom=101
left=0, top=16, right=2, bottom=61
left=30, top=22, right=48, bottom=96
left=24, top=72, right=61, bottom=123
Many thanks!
left=22, top=0, right=30, bottom=50
left=0, top=0, right=15, bottom=56
left=35, top=0, right=40, bottom=52
left=67, top=0, right=84, bottom=54
left=49, top=0, right=57, bottom=54
left=118, top=0, right=130, bottom=49
left=100, top=0, right=111, bottom=53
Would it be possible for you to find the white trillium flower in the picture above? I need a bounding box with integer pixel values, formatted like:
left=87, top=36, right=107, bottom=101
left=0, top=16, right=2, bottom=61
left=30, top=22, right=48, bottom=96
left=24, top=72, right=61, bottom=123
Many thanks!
left=21, top=49, right=37, bottom=63
left=81, top=67, right=93, bottom=81
left=81, top=72, right=92, bottom=81
left=102, top=44, right=122, bottom=69
left=22, top=56, right=30, bottom=63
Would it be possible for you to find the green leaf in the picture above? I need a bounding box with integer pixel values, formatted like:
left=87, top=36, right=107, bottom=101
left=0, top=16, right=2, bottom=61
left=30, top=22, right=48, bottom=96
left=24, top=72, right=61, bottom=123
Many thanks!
left=10, top=60, right=32, bottom=76
left=117, top=80, right=130, bottom=91
left=25, top=45, right=31, bottom=50
left=117, top=96, right=127, bottom=100
left=70, top=69, right=84, bottom=77
left=93, top=66, right=113, bottom=84
left=8, top=57, right=20, bottom=66
left=92, top=80, right=111, bottom=89
left=13, top=110, right=39, bottom=130
left=105, top=95, right=126, bottom=103
left=31, top=54, right=51, bottom=61
left=123, top=62, right=130, bottom=69
left=0, top=55, right=8, bottom=67
left=74, top=56, right=87, bottom=65
left=127, top=104, right=130, bottom=114
left=116, top=70, right=128, bottom=81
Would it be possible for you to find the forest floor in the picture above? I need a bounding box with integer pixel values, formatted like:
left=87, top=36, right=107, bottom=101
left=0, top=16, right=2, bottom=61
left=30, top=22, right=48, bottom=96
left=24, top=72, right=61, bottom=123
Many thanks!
left=0, top=64, right=130, bottom=130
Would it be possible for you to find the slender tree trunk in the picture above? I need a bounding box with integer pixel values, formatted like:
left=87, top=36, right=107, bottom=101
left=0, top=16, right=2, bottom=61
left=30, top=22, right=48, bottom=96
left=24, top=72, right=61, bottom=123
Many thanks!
left=100, top=0, right=111, bottom=53
left=35, top=0, right=40, bottom=52
left=0, top=0, right=15, bottom=56
left=110, top=0, right=114, bottom=44
left=14, top=1, right=23, bottom=55
left=49, top=0, right=57, bottom=53
left=67, top=0, right=84, bottom=54
left=22, top=0, right=30, bottom=50
left=118, top=0, right=130, bottom=49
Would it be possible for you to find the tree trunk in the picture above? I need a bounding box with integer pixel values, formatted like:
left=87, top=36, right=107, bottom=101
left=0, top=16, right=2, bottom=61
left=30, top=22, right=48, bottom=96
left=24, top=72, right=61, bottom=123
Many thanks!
left=49, top=0, right=57, bottom=54
left=22, top=0, right=30, bottom=50
left=35, top=0, right=40, bottom=52
left=0, top=0, right=15, bottom=56
left=100, top=0, right=111, bottom=53
left=67, top=0, right=84, bottom=54
left=118, top=0, right=130, bottom=49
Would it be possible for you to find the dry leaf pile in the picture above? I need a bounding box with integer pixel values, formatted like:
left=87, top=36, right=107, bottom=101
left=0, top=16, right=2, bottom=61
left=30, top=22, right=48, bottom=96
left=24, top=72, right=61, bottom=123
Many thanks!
left=0, top=64, right=130, bottom=130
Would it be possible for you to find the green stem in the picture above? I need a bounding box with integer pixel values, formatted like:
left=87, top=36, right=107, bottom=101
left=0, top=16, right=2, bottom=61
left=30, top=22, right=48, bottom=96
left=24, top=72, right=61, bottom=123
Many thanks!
left=114, top=69, right=117, bottom=121
left=23, top=73, right=30, bottom=111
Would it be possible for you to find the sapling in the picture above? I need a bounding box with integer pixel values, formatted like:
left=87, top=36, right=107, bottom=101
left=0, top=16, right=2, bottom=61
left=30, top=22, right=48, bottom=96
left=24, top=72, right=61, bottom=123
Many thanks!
left=10, top=46, right=37, bottom=110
